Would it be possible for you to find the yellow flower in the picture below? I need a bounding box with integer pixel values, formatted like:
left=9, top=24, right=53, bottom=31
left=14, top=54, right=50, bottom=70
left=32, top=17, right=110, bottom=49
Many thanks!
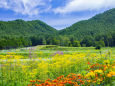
left=97, top=78, right=102, bottom=84
left=87, top=80, right=91, bottom=83
left=104, top=60, right=110, bottom=64
left=94, top=70, right=103, bottom=74
left=85, top=71, right=95, bottom=78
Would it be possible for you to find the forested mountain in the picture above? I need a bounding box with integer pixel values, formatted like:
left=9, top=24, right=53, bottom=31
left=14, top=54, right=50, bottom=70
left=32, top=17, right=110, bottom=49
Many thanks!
left=0, top=19, right=57, bottom=37
left=0, top=8, right=115, bottom=49
left=59, top=8, right=115, bottom=38
left=59, top=8, right=115, bottom=47
left=0, top=19, right=58, bottom=49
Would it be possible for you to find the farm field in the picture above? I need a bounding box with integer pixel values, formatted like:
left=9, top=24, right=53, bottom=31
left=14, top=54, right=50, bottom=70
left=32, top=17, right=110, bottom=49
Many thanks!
left=0, top=45, right=115, bottom=86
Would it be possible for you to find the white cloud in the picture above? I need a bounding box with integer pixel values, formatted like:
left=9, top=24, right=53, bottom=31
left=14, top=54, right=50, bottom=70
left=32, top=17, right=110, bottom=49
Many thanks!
left=44, top=15, right=93, bottom=30
left=54, top=0, right=115, bottom=14
left=0, top=0, right=52, bottom=16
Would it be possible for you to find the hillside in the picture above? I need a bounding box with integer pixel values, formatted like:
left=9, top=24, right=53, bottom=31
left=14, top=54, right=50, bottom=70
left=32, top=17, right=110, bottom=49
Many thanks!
left=0, top=19, right=57, bottom=37
left=0, top=19, right=58, bottom=49
left=59, top=8, right=115, bottom=39
left=0, top=8, right=115, bottom=49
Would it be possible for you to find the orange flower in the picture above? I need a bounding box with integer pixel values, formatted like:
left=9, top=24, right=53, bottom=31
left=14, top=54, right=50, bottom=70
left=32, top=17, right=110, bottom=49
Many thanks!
left=58, top=84, right=64, bottom=86
left=107, top=73, right=112, bottom=77
left=67, top=81, right=73, bottom=84
left=30, top=80, right=36, bottom=83
left=87, top=62, right=90, bottom=65
left=52, top=79, right=58, bottom=83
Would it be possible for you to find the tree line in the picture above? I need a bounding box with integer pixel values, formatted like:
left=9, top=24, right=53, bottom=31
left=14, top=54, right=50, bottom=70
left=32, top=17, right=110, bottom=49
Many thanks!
left=0, top=8, right=115, bottom=49
left=0, top=32, right=115, bottom=49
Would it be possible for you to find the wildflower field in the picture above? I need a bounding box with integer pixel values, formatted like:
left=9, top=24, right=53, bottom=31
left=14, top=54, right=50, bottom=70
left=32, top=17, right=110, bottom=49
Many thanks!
left=0, top=46, right=115, bottom=86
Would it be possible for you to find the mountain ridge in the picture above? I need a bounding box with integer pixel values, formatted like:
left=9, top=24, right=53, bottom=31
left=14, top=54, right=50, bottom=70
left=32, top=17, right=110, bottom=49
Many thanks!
left=59, top=8, right=115, bottom=39
left=0, top=19, right=57, bottom=37
left=0, top=8, right=115, bottom=48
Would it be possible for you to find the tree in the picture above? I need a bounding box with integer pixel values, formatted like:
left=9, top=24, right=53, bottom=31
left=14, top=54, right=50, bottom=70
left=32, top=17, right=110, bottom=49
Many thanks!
left=95, top=40, right=105, bottom=47
left=73, top=41, right=81, bottom=47
left=95, top=45, right=101, bottom=50
left=42, top=38, right=47, bottom=45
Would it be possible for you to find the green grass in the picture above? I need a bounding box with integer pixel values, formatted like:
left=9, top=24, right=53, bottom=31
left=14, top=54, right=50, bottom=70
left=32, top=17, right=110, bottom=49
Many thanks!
left=0, top=45, right=115, bottom=86
left=0, top=45, right=115, bottom=59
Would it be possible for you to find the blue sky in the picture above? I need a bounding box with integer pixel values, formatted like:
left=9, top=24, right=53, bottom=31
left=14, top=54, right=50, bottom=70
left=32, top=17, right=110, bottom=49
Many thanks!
left=0, top=0, right=115, bottom=30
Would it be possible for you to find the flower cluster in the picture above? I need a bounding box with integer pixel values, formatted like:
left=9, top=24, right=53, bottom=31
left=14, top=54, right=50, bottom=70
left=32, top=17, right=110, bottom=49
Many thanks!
left=28, top=60, right=115, bottom=86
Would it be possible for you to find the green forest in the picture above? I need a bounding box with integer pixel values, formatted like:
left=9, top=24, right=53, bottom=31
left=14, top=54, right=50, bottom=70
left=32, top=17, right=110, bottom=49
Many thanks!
left=0, top=8, right=115, bottom=49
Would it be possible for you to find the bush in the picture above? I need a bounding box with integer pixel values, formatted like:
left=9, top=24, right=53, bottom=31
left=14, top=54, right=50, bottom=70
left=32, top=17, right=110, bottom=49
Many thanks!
left=95, top=45, right=101, bottom=50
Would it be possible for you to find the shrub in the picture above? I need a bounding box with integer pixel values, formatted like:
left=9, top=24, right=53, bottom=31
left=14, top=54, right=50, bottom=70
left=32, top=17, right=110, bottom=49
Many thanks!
left=95, top=45, right=101, bottom=50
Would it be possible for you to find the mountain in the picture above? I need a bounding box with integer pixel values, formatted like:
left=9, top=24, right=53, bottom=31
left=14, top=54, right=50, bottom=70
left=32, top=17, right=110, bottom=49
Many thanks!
left=0, top=19, right=58, bottom=49
left=0, top=19, right=57, bottom=37
left=0, top=8, right=115, bottom=49
left=59, top=8, right=115, bottom=39
left=0, top=19, right=56, bottom=36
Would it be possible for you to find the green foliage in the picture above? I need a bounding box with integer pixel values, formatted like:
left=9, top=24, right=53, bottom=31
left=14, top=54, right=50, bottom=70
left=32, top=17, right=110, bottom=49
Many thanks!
left=95, top=40, right=105, bottom=47
left=73, top=41, right=81, bottom=47
left=0, top=20, right=57, bottom=49
left=59, top=8, right=115, bottom=47
left=0, top=8, right=115, bottom=49
left=95, top=45, right=101, bottom=50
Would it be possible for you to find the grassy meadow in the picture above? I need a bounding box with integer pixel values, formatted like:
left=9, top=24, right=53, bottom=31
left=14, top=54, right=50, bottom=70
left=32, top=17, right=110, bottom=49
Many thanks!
left=0, top=45, right=115, bottom=86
